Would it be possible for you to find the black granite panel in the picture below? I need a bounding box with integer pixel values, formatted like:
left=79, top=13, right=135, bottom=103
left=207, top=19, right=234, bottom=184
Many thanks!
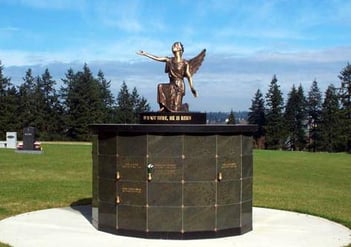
left=117, top=181, right=146, bottom=205
left=241, top=135, right=253, bottom=156
left=147, top=157, right=183, bottom=182
left=117, top=156, right=146, bottom=181
left=183, top=206, right=215, bottom=231
left=217, top=135, right=241, bottom=157
left=92, top=134, right=98, bottom=154
left=242, top=178, right=253, bottom=202
left=242, top=155, right=253, bottom=178
left=98, top=178, right=115, bottom=203
left=148, top=134, right=183, bottom=157
left=148, top=182, right=182, bottom=206
left=98, top=201, right=116, bottom=229
left=217, top=204, right=241, bottom=229
left=98, top=135, right=117, bottom=155
left=98, top=155, right=117, bottom=179
left=183, top=182, right=215, bottom=206
left=217, top=180, right=241, bottom=205
left=117, top=205, right=146, bottom=231
left=183, top=135, right=216, bottom=157
left=92, top=154, right=99, bottom=207
left=217, top=157, right=241, bottom=180
left=148, top=207, right=182, bottom=231
left=241, top=201, right=253, bottom=231
left=118, top=134, right=147, bottom=156
left=184, top=157, right=216, bottom=181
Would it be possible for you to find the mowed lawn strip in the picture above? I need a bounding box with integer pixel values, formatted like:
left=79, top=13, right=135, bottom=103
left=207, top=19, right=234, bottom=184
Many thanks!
left=0, top=145, right=350, bottom=247
left=254, top=150, right=351, bottom=229
left=0, top=143, right=92, bottom=220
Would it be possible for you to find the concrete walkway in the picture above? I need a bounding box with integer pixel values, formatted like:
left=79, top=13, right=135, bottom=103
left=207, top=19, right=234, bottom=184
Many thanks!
left=0, top=206, right=350, bottom=247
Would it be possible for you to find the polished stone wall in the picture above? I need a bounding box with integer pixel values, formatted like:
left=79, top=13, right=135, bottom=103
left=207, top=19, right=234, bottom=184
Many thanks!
left=91, top=124, right=256, bottom=239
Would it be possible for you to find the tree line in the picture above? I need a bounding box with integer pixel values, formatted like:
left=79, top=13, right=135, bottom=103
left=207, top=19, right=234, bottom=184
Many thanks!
left=248, top=63, right=351, bottom=153
left=0, top=61, right=150, bottom=141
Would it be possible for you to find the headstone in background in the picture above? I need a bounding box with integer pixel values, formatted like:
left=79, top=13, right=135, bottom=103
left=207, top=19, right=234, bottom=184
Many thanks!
left=23, top=127, right=35, bottom=150
left=6, top=132, right=17, bottom=149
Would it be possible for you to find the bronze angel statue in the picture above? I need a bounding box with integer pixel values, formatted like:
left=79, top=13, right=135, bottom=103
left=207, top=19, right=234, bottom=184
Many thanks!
left=137, top=42, right=206, bottom=112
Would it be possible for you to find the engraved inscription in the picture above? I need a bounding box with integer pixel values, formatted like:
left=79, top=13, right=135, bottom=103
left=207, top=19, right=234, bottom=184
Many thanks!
left=122, top=187, right=142, bottom=193
left=142, top=115, right=192, bottom=121
left=122, top=162, right=141, bottom=169
left=222, top=162, right=238, bottom=169
left=154, top=163, right=177, bottom=175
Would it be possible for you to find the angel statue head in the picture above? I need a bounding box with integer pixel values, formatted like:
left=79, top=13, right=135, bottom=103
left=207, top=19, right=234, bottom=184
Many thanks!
left=172, top=42, right=184, bottom=55
left=137, top=42, right=206, bottom=112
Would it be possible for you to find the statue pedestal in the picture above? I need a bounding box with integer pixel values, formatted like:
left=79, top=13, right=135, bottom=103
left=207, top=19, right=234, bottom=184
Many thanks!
left=91, top=124, right=256, bottom=239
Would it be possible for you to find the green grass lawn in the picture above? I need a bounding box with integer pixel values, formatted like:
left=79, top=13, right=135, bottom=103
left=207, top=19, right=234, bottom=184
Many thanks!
left=0, top=144, right=350, bottom=247
left=0, top=143, right=92, bottom=220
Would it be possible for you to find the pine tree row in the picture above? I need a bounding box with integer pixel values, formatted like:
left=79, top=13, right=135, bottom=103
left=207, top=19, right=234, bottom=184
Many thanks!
left=248, top=63, right=351, bottom=153
left=0, top=62, right=150, bottom=141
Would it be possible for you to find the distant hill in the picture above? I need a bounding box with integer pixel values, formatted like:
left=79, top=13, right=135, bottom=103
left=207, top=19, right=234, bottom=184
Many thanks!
left=206, top=111, right=248, bottom=124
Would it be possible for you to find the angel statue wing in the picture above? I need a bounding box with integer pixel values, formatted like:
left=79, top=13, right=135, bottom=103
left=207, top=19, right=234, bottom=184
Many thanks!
left=188, top=49, right=206, bottom=75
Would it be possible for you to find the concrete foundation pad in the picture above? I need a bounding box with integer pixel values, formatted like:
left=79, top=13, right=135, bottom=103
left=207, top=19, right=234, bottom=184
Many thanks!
left=0, top=206, right=350, bottom=247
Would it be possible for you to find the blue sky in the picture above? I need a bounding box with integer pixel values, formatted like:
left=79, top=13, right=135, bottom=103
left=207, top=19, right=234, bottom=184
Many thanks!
left=1, top=0, right=351, bottom=112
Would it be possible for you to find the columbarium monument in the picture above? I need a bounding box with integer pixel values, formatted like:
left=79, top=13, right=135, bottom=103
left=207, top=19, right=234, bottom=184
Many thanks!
left=90, top=42, right=256, bottom=239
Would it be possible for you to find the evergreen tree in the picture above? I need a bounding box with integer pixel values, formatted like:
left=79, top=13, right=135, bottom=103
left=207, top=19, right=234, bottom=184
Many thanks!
left=115, top=82, right=150, bottom=123
left=227, top=110, right=236, bottom=124
left=130, top=86, right=150, bottom=120
left=35, top=69, right=62, bottom=140
left=284, top=84, right=307, bottom=150
left=17, top=68, right=37, bottom=128
left=96, top=70, right=115, bottom=122
left=0, top=61, right=17, bottom=139
left=319, top=85, right=343, bottom=152
left=307, top=80, right=322, bottom=152
left=248, top=89, right=265, bottom=148
left=338, top=63, right=351, bottom=152
left=61, top=64, right=105, bottom=140
left=265, top=75, right=285, bottom=149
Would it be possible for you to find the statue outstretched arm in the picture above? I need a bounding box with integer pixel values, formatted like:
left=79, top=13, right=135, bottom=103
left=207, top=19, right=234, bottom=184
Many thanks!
left=136, top=50, right=168, bottom=62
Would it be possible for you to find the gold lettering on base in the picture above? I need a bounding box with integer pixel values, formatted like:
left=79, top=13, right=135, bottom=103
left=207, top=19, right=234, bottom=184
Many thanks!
left=143, top=114, right=192, bottom=122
